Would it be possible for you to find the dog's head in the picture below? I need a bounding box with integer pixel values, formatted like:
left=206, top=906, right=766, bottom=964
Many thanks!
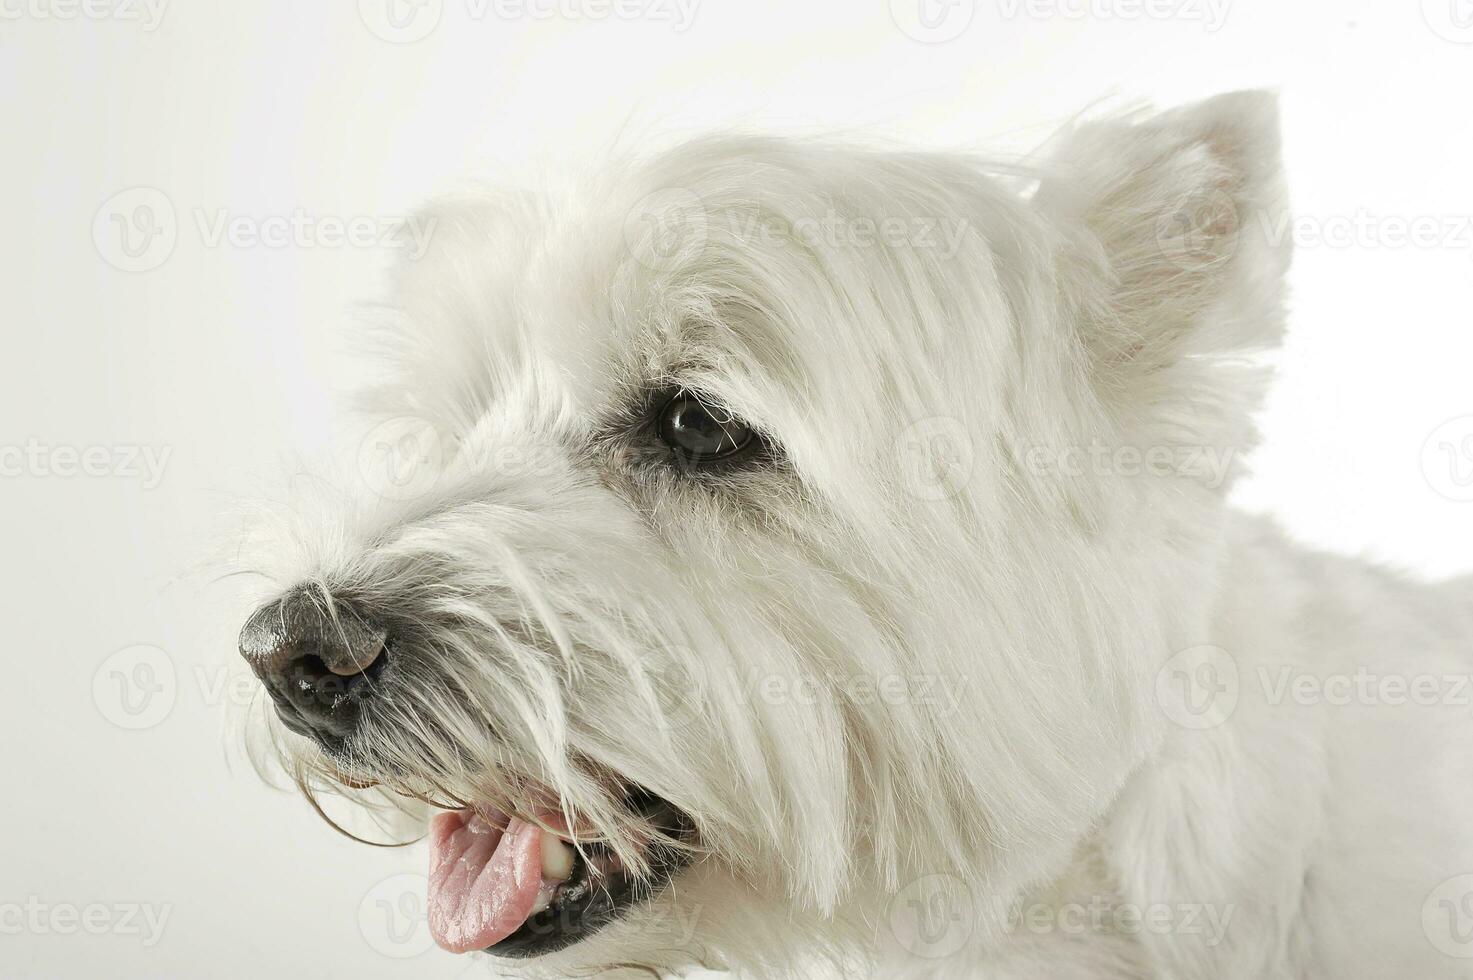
left=236, top=91, right=1288, bottom=974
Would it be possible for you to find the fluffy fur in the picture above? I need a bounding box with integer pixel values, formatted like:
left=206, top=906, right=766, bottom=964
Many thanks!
left=238, top=91, right=1473, bottom=978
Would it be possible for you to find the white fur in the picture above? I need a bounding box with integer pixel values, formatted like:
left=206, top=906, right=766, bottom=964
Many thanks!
left=239, top=91, right=1473, bottom=978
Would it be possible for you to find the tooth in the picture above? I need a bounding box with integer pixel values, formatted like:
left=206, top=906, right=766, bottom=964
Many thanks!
left=540, top=831, right=575, bottom=881
left=529, top=880, right=556, bottom=914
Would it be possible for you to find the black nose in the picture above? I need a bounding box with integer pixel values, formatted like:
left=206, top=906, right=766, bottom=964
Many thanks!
left=238, top=586, right=388, bottom=747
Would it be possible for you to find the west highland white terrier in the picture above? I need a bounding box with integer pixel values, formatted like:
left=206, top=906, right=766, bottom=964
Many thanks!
left=236, top=91, right=1473, bottom=978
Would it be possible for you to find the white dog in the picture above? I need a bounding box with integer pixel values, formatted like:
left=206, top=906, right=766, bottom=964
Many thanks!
left=237, top=91, right=1473, bottom=978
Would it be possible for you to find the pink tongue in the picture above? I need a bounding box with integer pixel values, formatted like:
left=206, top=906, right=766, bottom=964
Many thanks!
left=427, top=809, right=545, bottom=953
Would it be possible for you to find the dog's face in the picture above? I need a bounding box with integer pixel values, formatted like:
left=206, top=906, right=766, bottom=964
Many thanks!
left=238, top=92, right=1288, bottom=975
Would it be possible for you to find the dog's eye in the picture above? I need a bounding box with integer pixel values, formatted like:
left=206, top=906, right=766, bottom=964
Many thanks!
left=657, top=393, right=756, bottom=462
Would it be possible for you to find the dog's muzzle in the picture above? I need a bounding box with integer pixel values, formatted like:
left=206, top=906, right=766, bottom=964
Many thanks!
left=238, top=585, right=389, bottom=749
left=238, top=586, right=696, bottom=959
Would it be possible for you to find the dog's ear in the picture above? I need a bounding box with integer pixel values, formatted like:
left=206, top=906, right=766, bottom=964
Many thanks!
left=1034, top=91, right=1290, bottom=398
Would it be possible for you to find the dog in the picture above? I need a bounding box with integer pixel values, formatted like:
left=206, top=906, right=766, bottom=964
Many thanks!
left=235, top=90, right=1473, bottom=978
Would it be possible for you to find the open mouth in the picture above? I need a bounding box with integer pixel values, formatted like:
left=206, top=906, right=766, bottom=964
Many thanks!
left=240, top=588, right=698, bottom=957
left=426, top=791, right=692, bottom=958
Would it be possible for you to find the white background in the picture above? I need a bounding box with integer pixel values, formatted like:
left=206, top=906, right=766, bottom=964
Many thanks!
left=3, top=1, right=1472, bottom=976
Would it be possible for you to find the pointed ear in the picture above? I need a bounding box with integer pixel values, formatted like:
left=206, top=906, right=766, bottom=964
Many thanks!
left=1034, top=91, right=1291, bottom=395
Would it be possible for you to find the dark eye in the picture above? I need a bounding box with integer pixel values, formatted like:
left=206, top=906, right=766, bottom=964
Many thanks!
left=657, top=393, right=756, bottom=462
